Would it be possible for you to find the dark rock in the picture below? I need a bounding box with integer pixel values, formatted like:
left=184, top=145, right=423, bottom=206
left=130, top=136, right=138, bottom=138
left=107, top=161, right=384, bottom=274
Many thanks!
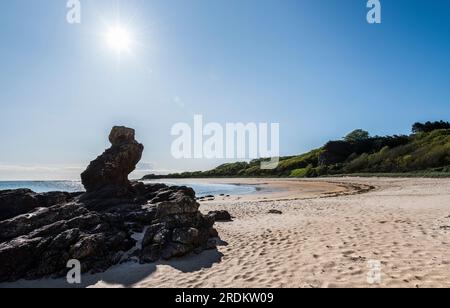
left=0, top=189, right=78, bottom=222
left=109, top=126, right=136, bottom=146
left=208, top=210, right=233, bottom=222
left=0, top=127, right=218, bottom=283
left=210, top=228, right=220, bottom=239
left=70, top=234, right=106, bottom=260
left=206, top=238, right=219, bottom=250
left=0, top=237, right=44, bottom=282
left=81, top=126, right=144, bottom=195
left=161, top=243, right=192, bottom=260
left=140, top=244, right=161, bottom=263
left=268, top=210, right=283, bottom=215
left=0, top=183, right=216, bottom=283
left=172, top=228, right=200, bottom=245
left=48, top=229, right=80, bottom=250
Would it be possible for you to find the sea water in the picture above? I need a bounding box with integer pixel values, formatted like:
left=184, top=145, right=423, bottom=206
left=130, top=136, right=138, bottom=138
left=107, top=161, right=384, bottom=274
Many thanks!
left=0, top=181, right=85, bottom=193
left=0, top=180, right=255, bottom=197
left=143, top=180, right=256, bottom=197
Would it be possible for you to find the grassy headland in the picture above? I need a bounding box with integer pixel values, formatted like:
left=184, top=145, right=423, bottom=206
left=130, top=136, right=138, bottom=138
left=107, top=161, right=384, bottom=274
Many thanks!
left=143, top=121, right=450, bottom=179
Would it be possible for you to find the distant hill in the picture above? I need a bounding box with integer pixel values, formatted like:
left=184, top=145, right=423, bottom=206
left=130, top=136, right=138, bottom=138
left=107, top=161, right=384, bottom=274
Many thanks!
left=143, top=121, right=450, bottom=179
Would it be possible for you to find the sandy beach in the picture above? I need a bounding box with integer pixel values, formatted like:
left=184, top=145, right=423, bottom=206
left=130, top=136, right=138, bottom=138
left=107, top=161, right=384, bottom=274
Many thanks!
left=3, top=177, right=450, bottom=288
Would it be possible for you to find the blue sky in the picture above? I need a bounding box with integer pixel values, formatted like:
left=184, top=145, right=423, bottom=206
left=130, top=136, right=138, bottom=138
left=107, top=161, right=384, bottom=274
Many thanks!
left=0, top=0, right=449, bottom=180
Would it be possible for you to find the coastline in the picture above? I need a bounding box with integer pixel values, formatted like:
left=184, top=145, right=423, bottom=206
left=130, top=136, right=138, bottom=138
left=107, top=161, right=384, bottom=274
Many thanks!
left=3, top=177, right=450, bottom=288
left=166, top=178, right=376, bottom=202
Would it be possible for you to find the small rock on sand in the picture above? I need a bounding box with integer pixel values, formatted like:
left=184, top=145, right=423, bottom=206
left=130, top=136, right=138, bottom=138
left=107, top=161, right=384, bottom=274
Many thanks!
left=268, top=210, right=283, bottom=215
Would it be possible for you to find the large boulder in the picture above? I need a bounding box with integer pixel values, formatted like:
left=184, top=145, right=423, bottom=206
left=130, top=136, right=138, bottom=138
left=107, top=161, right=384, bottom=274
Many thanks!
left=0, top=127, right=219, bottom=283
left=81, top=126, right=144, bottom=195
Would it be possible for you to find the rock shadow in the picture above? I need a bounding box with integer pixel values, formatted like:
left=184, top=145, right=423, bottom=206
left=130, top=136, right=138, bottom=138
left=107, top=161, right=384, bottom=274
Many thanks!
left=0, top=247, right=224, bottom=289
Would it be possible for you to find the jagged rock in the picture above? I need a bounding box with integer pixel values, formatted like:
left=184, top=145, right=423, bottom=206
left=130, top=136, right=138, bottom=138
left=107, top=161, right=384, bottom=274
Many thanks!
left=0, top=183, right=217, bottom=283
left=0, top=127, right=218, bottom=283
left=81, top=126, right=144, bottom=195
left=208, top=210, right=233, bottom=222
left=0, top=189, right=79, bottom=221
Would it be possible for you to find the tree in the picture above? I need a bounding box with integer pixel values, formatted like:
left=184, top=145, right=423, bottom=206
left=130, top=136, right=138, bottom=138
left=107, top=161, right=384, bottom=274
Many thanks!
left=412, top=121, right=450, bottom=134
left=344, top=129, right=370, bottom=143
left=412, top=122, right=425, bottom=134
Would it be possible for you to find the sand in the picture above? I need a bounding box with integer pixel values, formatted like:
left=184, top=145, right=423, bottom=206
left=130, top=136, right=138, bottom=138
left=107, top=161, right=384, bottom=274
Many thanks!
left=3, top=177, right=450, bottom=288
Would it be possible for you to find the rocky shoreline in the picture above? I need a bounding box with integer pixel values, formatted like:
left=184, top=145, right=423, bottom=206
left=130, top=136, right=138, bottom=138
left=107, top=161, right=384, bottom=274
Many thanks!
left=0, top=127, right=220, bottom=283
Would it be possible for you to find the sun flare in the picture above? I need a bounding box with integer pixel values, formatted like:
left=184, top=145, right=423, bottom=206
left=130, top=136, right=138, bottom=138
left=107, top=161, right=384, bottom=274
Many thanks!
left=106, top=25, right=133, bottom=54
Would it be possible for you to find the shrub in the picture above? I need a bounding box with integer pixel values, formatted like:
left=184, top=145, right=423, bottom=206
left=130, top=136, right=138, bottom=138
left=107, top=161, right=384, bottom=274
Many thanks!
left=290, top=164, right=315, bottom=178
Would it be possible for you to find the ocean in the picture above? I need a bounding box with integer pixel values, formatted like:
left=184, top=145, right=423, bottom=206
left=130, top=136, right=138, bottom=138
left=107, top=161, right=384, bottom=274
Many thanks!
left=0, top=180, right=256, bottom=197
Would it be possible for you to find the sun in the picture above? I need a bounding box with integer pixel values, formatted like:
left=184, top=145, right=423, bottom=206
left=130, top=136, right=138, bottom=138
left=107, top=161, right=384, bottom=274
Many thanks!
left=106, top=25, right=134, bottom=54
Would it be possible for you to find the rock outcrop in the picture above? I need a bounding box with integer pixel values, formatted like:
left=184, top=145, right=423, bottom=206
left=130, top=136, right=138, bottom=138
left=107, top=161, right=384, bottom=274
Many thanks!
left=0, top=189, right=81, bottom=222
left=0, top=127, right=218, bottom=283
left=81, top=126, right=144, bottom=196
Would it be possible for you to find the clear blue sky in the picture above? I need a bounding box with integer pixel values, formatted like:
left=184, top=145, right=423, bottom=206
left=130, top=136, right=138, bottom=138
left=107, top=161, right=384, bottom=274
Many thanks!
left=0, top=0, right=449, bottom=180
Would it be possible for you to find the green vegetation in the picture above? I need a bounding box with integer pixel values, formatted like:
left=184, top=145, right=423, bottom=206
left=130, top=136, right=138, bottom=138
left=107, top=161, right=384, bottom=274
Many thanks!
left=412, top=120, right=450, bottom=133
left=344, top=129, right=370, bottom=143
left=143, top=121, right=450, bottom=180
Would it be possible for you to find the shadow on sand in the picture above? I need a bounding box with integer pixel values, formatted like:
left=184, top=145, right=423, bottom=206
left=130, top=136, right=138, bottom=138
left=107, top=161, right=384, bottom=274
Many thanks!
left=0, top=246, right=226, bottom=288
